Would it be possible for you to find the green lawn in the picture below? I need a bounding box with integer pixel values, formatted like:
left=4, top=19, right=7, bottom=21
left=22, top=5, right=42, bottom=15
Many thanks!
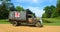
left=0, top=19, right=10, bottom=24
left=43, top=18, right=60, bottom=26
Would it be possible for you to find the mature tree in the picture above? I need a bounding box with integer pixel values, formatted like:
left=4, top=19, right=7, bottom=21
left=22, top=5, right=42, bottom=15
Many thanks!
left=43, top=6, right=51, bottom=18
left=42, top=0, right=60, bottom=18
left=51, top=8, right=58, bottom=18
left=43, top=5, right=56, bottom=18
left=57, top=0, right=60, bottom=16
left=16, top=6, right=25, bottom=11
left=0, top=0, right=15, bottom=19
left=50, top=5, right=56, bottom=17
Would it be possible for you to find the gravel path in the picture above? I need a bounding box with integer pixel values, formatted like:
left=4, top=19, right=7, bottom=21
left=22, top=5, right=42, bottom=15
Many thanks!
left=0, top=24, right=60, bottom=32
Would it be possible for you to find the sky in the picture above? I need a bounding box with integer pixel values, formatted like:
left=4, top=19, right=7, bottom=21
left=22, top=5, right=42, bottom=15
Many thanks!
left=11, top=0, right=57, bottom=17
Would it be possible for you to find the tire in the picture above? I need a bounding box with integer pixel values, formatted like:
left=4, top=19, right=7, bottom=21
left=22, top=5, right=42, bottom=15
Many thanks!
left=35, top=21, right=43, bottom=27
left=12, top=21, right=18, bottom=26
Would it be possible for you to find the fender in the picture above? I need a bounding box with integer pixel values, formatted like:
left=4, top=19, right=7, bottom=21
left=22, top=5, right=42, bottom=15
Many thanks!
left=39, top=19, right=43, bottom=24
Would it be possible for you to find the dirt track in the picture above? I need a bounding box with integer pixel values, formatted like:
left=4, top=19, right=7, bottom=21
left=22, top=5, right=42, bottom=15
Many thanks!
left=0, top=24, right=60, bottom=32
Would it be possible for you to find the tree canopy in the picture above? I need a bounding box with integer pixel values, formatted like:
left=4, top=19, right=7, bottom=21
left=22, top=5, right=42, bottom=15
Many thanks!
left=0, top=0, right=15, bottom=19
left=43, top=5, right=56, bottom=18
left=16, top=6, right=25, bottom=11
left=42, top=0, right=60, bottom=18
left=57, top=0, right=60, bottom=16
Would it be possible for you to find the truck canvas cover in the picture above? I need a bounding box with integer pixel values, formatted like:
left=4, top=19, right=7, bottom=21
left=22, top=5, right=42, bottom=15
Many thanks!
left=9, top=11, right=26, bottom=21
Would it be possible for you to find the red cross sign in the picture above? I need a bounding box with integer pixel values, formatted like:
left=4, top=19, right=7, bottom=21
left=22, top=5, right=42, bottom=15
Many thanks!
left=15, top=12, right=20, bottom=17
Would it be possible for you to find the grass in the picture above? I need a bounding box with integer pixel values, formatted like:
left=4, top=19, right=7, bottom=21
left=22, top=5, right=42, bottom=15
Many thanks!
left=0, top=19, right=10, bottom=24
left=43, top=23, right=60, bottom=26
left=54, top=16, right=60, bottom=19
left=43, top=18, right=60, bottom=26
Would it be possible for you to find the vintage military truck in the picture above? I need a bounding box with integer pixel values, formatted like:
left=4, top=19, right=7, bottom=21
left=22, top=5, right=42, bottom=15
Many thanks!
left=9, top=11, right=43, bottom=27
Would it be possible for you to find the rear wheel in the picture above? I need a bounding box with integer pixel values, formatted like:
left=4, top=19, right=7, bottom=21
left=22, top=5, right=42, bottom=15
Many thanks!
left=12, top=21, right=18, bottom=26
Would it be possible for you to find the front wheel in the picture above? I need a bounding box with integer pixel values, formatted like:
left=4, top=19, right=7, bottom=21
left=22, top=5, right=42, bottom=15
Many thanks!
left=35, top=21, right=43, bottom=27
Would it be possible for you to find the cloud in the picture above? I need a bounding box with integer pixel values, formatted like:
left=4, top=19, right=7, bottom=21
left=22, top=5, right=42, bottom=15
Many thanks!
left=26, top=6, right=45, bottom=17
left=12, top=0, right=44, bottom=4
left=32, top=0, right=39, bottom=3
left=12, top=0, right=56, bottom=4
left=0, top=1, right=2, bottom=4
left=15, top=0, right=39, bottom=3
left=48, top=0, right=57, bottom=3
